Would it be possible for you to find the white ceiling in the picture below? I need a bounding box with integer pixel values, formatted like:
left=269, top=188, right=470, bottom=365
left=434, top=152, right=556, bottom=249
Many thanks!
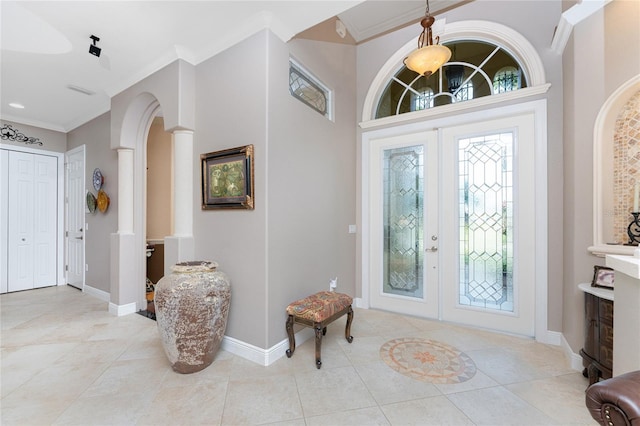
left=0, top=0, right=459, bottom=133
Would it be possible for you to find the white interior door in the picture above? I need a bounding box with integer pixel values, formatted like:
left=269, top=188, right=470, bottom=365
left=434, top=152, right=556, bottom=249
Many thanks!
left=8, top=151, right=35, bottom=291
left=440, top=113, right=536, bottom=336
left=1, top=150, right=8, bottom=293
left=368, top=131, right=439, bottom=318
left=33, top=154, right=58, bottom=288
left=65, top=146, right=85, bottom=289
left=7, top=150, right=58, bottom=292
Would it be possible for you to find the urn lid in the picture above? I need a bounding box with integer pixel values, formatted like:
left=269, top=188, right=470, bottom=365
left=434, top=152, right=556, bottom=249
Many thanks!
left=172, top=261, right=218, bottom=274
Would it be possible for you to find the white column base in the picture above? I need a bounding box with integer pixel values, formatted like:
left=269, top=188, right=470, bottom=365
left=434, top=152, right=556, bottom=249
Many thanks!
left=110, top=232, right=139, bottom=312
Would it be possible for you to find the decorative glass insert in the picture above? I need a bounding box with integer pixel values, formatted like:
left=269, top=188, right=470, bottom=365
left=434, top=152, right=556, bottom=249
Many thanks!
left=289, top=59, right=331, bottom=119
left=411, top=88, right=435, bottom=111
left=376, top=41, right=527, bottom=119
left=383, top=145, right=424, bottom=298
left=493, top=66, right=521, bottom=94
left=458, top=133, right=513, bottom=312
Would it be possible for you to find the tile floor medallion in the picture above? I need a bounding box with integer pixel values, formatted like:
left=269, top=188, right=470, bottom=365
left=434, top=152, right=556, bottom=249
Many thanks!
left=380, top=337, right=476, bottom=384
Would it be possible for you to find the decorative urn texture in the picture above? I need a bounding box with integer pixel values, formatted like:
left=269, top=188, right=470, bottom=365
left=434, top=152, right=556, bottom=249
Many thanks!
left=154, top=261, right=231, bottom=374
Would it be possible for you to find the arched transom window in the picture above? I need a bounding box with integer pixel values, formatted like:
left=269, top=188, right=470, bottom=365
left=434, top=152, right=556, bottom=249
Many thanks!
left=375, top=40, right=528, bottom=119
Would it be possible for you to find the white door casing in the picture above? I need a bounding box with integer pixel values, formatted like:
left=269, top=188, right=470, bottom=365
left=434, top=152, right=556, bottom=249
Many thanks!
left=66, top=146, right=85, bottom=289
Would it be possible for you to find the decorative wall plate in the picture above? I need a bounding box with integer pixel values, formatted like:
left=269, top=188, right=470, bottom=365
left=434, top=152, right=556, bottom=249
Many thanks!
left=97, top=189, right=110, bottom=213
left=86, top=191, right=97, bottom=213
left=93, top=168, right=103, bottom=191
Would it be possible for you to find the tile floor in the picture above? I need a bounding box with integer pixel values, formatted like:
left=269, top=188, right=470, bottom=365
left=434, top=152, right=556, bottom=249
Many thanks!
left=1, top=285, right=596, bottom=425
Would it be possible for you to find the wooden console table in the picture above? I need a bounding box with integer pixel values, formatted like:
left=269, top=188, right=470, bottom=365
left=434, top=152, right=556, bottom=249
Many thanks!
left=578, top=282, right=614, bottom=386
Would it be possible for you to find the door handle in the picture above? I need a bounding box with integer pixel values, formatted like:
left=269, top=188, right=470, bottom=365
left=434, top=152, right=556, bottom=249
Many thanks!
left=75, top=236, right=83, bottom=240
left=426, top=246, right=438, bottom=252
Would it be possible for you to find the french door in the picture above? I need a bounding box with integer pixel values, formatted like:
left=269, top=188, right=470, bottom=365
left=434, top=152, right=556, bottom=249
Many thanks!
left=369, top=130, right=439, bottom=318
left=367, top=112, right=537, bottom=336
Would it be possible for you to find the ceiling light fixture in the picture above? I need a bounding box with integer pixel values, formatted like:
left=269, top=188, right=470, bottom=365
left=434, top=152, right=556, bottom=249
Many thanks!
left=403, top=0, right=451, bottom=77
left=89, top=35, right=101, bottom=57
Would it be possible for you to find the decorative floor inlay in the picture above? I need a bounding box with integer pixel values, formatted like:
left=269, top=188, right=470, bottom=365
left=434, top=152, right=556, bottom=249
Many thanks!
left=380, top=338, right=476, bottom=384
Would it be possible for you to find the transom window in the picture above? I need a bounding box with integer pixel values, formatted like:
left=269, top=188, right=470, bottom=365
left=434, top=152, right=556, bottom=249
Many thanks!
left=493, top=66, right=521, bottom=94
left=375, top=41, right=527, bottom=119
left=289, top=59, right=333, bottom=120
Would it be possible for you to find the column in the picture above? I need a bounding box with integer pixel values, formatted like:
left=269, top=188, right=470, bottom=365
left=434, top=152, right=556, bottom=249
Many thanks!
left=165, top=130, right=194, bottom=275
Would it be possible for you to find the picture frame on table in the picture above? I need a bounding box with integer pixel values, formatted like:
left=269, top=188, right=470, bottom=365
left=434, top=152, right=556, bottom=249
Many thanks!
left=201, top=144, right=254, bottom=210
left=591, top=265, right=614, bottom=289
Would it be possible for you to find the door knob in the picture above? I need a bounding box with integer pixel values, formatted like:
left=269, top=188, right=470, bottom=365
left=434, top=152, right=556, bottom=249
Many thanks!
left=426, top=246, right=438, bottom=252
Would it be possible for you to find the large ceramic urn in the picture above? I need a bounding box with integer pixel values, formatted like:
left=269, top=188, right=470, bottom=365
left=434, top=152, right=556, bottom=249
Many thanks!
left=154, top=261, right=231, bottom=374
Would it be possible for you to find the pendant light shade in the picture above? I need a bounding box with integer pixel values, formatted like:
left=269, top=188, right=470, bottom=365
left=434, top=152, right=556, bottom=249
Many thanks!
left=404, top=2, right=451, bottom=77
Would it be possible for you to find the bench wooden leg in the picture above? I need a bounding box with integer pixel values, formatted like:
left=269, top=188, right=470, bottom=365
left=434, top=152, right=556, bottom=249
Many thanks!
left=315, top=324, right=323, bottom=369
left=285, top=315, right=295, bottom=358
left=345, top=306, right=354, bottom=343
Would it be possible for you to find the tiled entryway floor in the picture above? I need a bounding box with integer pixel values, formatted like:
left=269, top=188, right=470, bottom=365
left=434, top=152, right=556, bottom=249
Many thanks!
left=1, top=285, right=595, bottom=425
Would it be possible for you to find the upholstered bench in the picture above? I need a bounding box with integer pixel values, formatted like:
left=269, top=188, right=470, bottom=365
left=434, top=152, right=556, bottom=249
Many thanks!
left=285, top=291, right=354, bottom=369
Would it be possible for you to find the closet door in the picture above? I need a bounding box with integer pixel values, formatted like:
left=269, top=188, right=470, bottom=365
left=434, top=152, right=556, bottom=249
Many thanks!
left=7, top=151, right=57, bottom=291
left=8, top=151, right=35, bottom=291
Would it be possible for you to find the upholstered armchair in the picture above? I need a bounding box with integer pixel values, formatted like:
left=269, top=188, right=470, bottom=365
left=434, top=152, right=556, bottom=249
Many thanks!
left=586, top=370, right=640, bottom=425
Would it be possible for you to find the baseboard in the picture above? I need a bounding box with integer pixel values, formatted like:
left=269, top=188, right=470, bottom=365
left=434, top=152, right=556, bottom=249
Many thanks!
left=108, top=301, right=137, bottom=316
left=84, top=284, right=110, bottom=302
left=221, top=328, right=314, bottom=366
left=561, top=333, right=585, bottom=372
left=536, top=329, right=562, bottom=346
left=354, top=297, right=367, bottom=308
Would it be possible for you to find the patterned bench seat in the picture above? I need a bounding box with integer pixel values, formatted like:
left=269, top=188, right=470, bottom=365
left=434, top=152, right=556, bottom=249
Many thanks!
left=285, top=291, right=354, bottom=369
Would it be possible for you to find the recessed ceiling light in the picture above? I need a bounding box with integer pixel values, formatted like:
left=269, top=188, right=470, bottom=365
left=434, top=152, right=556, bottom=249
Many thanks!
left=9, top=103, right=25, bottom=109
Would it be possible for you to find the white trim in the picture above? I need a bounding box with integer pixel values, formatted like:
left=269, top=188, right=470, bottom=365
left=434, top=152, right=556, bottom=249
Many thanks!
left=221, top=328, right=314, bottom=366
left=353, top=297, right=367, bottom=309
left=84, top=284, right=110, bottom=302
left=562, top=333, right=586, bottom=372
left=108, top=301, right=137, bottom=316
left=362, top=20, right=547, bottom=123
left=551, top=0, right=612, bottom=55
left=592, top=74, right=640, bottom=252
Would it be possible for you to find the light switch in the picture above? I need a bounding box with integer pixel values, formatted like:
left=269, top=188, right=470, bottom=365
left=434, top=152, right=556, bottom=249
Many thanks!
left=348, top=225, right=356, bottom=234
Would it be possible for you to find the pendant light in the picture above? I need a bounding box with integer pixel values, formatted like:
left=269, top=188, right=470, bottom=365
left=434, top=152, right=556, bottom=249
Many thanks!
left=404, top=0, right=451, bottom=77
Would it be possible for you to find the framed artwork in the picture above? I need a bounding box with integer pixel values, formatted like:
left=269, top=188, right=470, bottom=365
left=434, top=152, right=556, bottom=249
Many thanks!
left=591, top=265, right=614, bottom=289
left=201, top=144, right=254, bottom=210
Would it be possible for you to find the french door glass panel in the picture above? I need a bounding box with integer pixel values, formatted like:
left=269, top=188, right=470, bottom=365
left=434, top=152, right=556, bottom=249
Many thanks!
left=458, top=133, right=514, bottom=312
left=383, top=145, right=424, bottom=299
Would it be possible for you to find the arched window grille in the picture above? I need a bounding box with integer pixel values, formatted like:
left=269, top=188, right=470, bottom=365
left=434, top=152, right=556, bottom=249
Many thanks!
left=493, top=66, right=521, bottom=94
left=375, top=40, right=527, bottom=119
left=411, top=87, right=435, bottom=111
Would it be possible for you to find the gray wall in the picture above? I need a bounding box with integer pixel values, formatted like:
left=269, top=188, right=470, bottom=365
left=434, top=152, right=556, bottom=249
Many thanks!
left=193, top=31, right=357, bottom=348
left=194, top=31, right=269, bottom=348
left=0, top=120, right=67, bottom=153
left=562, top=0, right=640, bottom=353
left=267, top=36, right=357, bottom=347
left=67, top=112, right=117, bottom=293
left=355, top=0, right=565, bottom=331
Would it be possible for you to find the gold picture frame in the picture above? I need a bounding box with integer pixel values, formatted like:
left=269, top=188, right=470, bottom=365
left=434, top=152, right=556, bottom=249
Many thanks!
left=201, top=144, right=254, bottom=210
